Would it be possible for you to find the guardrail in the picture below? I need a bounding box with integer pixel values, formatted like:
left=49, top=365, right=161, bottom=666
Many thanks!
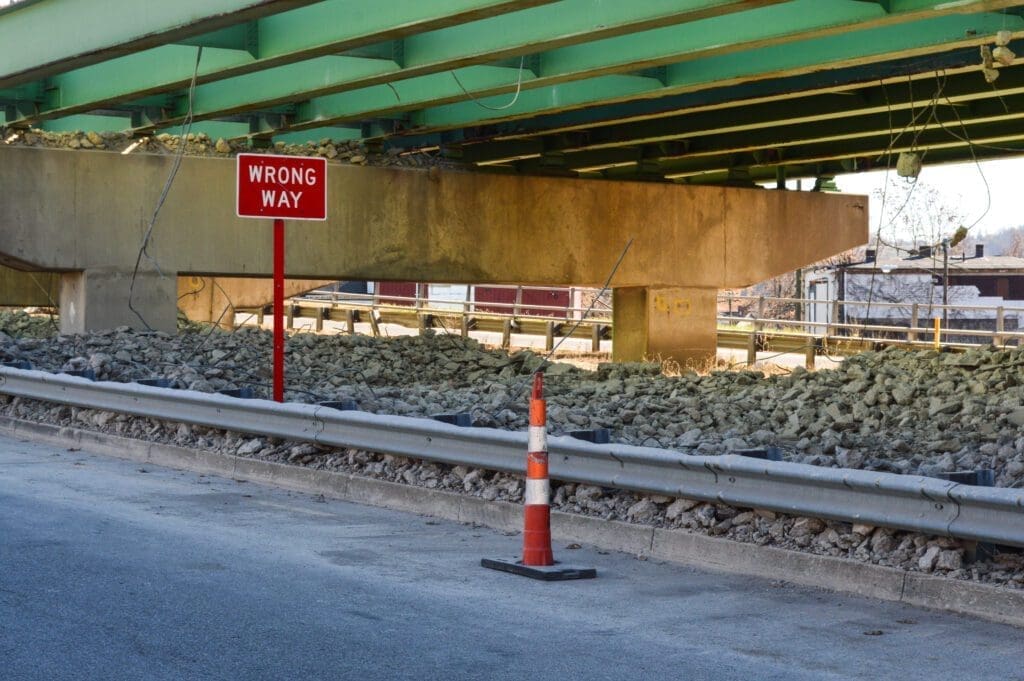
left=2, top=367, right=1021, bottom=547
left=240, top=289, right=1022, bottom=365
left=255, top=289, right=612, bottom=352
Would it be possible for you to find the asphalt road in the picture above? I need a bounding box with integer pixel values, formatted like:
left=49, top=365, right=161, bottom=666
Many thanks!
left=1, top=435, right=1021, bottom=680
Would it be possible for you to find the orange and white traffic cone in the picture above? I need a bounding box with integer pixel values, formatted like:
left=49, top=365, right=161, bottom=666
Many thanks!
left=523, top=371, right=554, bottom=566
left=482, top=371, right=596, bottom=581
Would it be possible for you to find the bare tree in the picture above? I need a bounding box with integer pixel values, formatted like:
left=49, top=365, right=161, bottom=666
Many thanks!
left=872, top=180, right=966, bottom=253
left=1005, top=229, right=1024, bottom=258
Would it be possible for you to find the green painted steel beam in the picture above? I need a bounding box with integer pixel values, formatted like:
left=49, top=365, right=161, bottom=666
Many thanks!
left=46, top=46, right=254, bottom=117
left=10, top=0, right=1011, bottom=137
left=39, top=114, right=129, bottom=133
left=157, top=121, right=252, bottom=140
left=672, top=136, right=1024, bottom=184
left=290, top=4, right=1020, bottom=134
left=117, top=0, right=784, bottom=133
left=511, top=90, right=1024, bottom=174
left=272, top=127, right=363, bottom=145
left=0, top=0, right=319, bottom=89
left=463, top=65, right=1024, bottom=162
left=3, top=0, right=558, bottom=126
left=645, top=116, right=1024, bottom=179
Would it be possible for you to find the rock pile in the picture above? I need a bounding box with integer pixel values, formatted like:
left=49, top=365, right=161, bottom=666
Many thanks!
left=1, top=322, right=1023, bottom=487
left=3, top=128, right=463, bottom=169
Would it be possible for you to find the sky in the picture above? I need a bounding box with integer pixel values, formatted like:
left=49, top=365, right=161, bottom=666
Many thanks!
left=834, top=157, right=1024, bottom=239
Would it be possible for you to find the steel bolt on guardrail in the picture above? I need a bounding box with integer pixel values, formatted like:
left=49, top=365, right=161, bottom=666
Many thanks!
left=0, top=367, right=1021, bottom=548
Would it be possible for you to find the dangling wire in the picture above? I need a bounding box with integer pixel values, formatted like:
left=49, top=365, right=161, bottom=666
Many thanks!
left=449, top=56, right=527, bottom=112
left=128, top=45, right=203, bottom=330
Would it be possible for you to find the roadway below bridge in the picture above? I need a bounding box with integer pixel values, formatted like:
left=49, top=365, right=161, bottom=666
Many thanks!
left=1, top=435, right=1021, bottom=680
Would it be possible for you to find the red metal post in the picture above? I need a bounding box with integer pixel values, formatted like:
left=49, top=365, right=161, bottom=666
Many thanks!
left=273, top=218, right=285, bottom=402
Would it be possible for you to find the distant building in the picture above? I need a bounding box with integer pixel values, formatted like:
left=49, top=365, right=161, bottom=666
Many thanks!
left=804, top=244, right=1024, bottom=341
left=317, top=281, right=583, bottom=318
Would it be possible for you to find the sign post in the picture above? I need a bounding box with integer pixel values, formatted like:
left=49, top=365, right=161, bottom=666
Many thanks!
left=236, top=154, right=328, bottom=402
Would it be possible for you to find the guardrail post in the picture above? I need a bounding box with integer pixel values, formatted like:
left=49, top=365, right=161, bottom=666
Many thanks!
left=545, top=321, right=555, bottom=352
left=996, top=306, right=1005, bottom=346
left=415, top=283, right=425, bottom=311
left=345, top=309, right=356, bottom=334
left=257, top=307, right=265, bottom=327
left=909, top=303, right=919, bottom=343
left=418, top=314, right=428, bottom=335
left=502, top=318, right=512, bottom=349
left=314, top=307, right=324, bottom=333
left=460, top=315, right=470, bottom=339
left=591, top=324, right=601, bottom=352
left=748, top=295, right=765, bottom=364
left=805, top=338, right=817, bottom=370
left=368, top=311, right=380, bottom=337
left=286, top=304, right=294, bottom=330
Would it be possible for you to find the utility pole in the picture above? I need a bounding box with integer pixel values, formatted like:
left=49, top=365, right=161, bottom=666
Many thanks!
left=794, top=268, right=803, bottom=322
left=942, top=238, right=950, bottom=344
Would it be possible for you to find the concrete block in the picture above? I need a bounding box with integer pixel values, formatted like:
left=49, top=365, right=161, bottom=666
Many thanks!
left=553, top=513, right=654, bottom=555
left=459, top=496, right=520, bottom=532
left=60, top=269, right=176, bottom=334
left=902, top=572, right=1024, bottom=628
left=651, top=528, right=907, bottom=602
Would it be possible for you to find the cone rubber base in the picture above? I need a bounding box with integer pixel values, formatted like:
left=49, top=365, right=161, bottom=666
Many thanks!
left=481, top=558, right=596, bottom=581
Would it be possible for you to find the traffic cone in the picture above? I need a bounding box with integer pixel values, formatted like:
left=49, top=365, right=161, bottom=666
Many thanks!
left=481, top=372, right=596, bottom=581
left=523, top=371, right=554, bottom=566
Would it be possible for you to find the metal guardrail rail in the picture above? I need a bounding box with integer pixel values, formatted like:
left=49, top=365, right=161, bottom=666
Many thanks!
left=249, top=290, right=1023, bottom=362
left=2, top=368, right=1022, bottom=547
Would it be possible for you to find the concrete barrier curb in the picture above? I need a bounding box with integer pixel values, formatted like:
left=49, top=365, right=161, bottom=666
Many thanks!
left=3, top=414, right=1022, bottom=628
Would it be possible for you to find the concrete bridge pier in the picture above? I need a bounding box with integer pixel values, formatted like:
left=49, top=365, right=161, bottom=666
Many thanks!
left=60, top=269, right=177, bottom=334
left=612, top=286, right=716, bottom=366
left=0, top=146, right=868, bottom=364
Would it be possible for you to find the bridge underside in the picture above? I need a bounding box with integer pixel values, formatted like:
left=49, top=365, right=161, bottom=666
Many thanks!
left=0, top=146, right=865, bottom=364
left=10, top=0, right=1023, bottom=361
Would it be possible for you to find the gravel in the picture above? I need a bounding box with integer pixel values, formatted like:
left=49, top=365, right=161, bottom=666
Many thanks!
left=0, top=311, right=1022, bottom=590
left=0, top=311, right=1022, bottom=487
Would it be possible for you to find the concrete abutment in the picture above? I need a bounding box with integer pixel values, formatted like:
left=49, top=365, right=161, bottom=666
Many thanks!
left=0, top=146, right=868, bottom=362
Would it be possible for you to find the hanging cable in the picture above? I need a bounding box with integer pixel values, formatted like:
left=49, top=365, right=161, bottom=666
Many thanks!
left=450, top=56, right=527, bottom=112
left=128, top=45, right=203, bottom=330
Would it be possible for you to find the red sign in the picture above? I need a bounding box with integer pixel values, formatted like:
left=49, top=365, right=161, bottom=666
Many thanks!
left=236, top=154, right=327, bottom=221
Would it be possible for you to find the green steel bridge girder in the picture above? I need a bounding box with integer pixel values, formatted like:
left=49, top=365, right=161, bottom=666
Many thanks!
left=154, top=1, right=1024, bottom=135
left=0, top=0, right=775, bottom=127
left=0, top=0, right=324, bottom=89
left=621, top=116, right=1024, bottom=181
left=399, top=11, right=1023, bottom=134
left=11, top=0, right=1016, bottom=136
left=666, top=134, right=1024, bottom=185
left=506, top=89, right=1024, bottom=175
left=459, top=66, right=1024, bottom=164
left=139, top=0, right=797, bottom=130
left=183, top=4, right=1022, bottom=140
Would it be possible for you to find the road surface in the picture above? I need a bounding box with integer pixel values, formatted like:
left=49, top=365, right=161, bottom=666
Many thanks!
left=1, top=435, right=1020, bottom=680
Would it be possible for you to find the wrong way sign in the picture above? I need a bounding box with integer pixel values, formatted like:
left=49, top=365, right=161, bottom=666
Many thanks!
left=236, top=153, right=327, bottom=221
